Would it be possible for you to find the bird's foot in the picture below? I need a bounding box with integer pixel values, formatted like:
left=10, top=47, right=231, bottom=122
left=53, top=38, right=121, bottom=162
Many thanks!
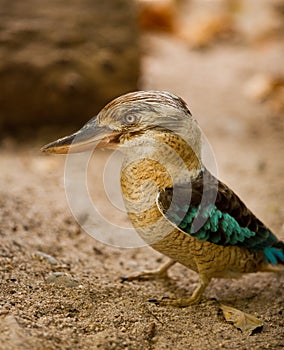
left=148, top=294, right=202, bottom=307
left=147, top=276, right=209, bottom=307
left=121, top=260, right=176, bottom=282
left=121, top=269, right=169, bottom=282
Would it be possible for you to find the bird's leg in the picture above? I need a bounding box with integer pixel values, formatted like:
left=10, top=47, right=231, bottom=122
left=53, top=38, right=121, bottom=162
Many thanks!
left=148, top=274, right=211, bottom=307
left=121, top=259, right=176, bottom=282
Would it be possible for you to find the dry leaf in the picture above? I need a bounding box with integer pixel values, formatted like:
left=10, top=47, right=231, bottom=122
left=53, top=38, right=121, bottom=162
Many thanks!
left=220, top=304, right=263, bottom=335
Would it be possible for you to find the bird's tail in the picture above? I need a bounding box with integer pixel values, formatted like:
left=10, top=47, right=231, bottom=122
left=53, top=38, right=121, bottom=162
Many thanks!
left=262, top=240, right=284, bottom=266
left=272, top=241, right=284, bottom=265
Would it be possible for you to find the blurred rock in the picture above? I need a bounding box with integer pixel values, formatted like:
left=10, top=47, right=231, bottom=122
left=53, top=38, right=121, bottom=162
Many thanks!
left=0, top=0, right=140, bottom=131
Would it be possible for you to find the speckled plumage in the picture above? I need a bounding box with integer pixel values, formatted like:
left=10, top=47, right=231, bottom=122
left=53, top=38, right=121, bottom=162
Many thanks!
left=42, top=90, right=284, bottom=306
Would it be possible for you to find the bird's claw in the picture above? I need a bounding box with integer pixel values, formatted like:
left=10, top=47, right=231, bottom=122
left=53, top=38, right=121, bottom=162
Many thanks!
left=148, top=295, right=201, bottom=307
left=147, top=296, right=170, bottom=306
left=147, top=298, right=160, bottom=305
left=120, top=261, right=176, bottom=283
left=120, top=274, right=151, bottom=283
left=120, top=276, right=129, bottom=283
left=120, top=270, right=170, bottom=283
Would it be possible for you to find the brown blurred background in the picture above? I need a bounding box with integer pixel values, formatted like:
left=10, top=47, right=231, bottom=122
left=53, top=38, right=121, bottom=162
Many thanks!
left=0, top=0, right=140, bottom=131
left=0, top=0, right=283, bottom=134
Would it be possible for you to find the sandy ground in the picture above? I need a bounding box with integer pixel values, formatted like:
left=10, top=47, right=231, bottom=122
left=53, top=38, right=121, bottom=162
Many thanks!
left=1, top=6, right=284, bottom=350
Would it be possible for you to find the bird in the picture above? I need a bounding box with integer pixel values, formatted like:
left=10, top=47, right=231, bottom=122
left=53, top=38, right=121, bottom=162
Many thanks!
left=42, top=90, right=284, bottom=307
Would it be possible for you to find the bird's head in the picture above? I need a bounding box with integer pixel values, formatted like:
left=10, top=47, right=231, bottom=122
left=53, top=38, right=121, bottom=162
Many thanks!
left=41, top=90, right=201, bottom=156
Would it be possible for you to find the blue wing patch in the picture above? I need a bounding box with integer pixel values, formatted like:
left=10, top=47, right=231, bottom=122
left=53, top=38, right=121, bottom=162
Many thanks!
left=164, top=202, right=283, bottom=264
left=157, top=172, right=284, bottom=265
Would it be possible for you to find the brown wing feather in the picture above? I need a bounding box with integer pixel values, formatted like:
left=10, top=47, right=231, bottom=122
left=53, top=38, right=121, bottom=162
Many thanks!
left=158, top=168, right=275, bottom=246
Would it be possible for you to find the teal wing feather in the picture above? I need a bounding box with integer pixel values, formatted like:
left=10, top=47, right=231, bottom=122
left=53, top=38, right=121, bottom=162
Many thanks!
left=157, top=169, right=284, bottom=264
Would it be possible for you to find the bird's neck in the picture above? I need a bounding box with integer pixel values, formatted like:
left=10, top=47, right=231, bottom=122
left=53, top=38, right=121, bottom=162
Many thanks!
left=120, top=132, right=202, bottom=227
left=153, top=132, right=202, bottom=181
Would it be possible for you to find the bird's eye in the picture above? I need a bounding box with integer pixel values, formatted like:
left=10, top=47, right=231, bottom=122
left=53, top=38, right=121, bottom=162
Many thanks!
left=123, top=115, right=137, bottom=125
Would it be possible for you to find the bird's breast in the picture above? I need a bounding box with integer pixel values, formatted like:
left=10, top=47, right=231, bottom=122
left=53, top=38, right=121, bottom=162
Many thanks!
left=120, top=157, right=174, bottom=244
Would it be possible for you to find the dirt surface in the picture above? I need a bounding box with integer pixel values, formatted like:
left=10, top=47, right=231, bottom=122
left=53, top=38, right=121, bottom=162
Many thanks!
left=1, top=2, right=284, bottom=350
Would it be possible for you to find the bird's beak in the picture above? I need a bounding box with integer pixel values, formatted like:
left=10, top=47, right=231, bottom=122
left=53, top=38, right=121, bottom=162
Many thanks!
left=41, top=118, right=121, bottom=154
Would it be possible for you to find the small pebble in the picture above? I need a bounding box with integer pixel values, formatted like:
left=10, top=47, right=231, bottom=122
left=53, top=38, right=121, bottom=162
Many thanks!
left=46, top=272, right=79, bottom=288
left=35, top=251, right=58, bottom=265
